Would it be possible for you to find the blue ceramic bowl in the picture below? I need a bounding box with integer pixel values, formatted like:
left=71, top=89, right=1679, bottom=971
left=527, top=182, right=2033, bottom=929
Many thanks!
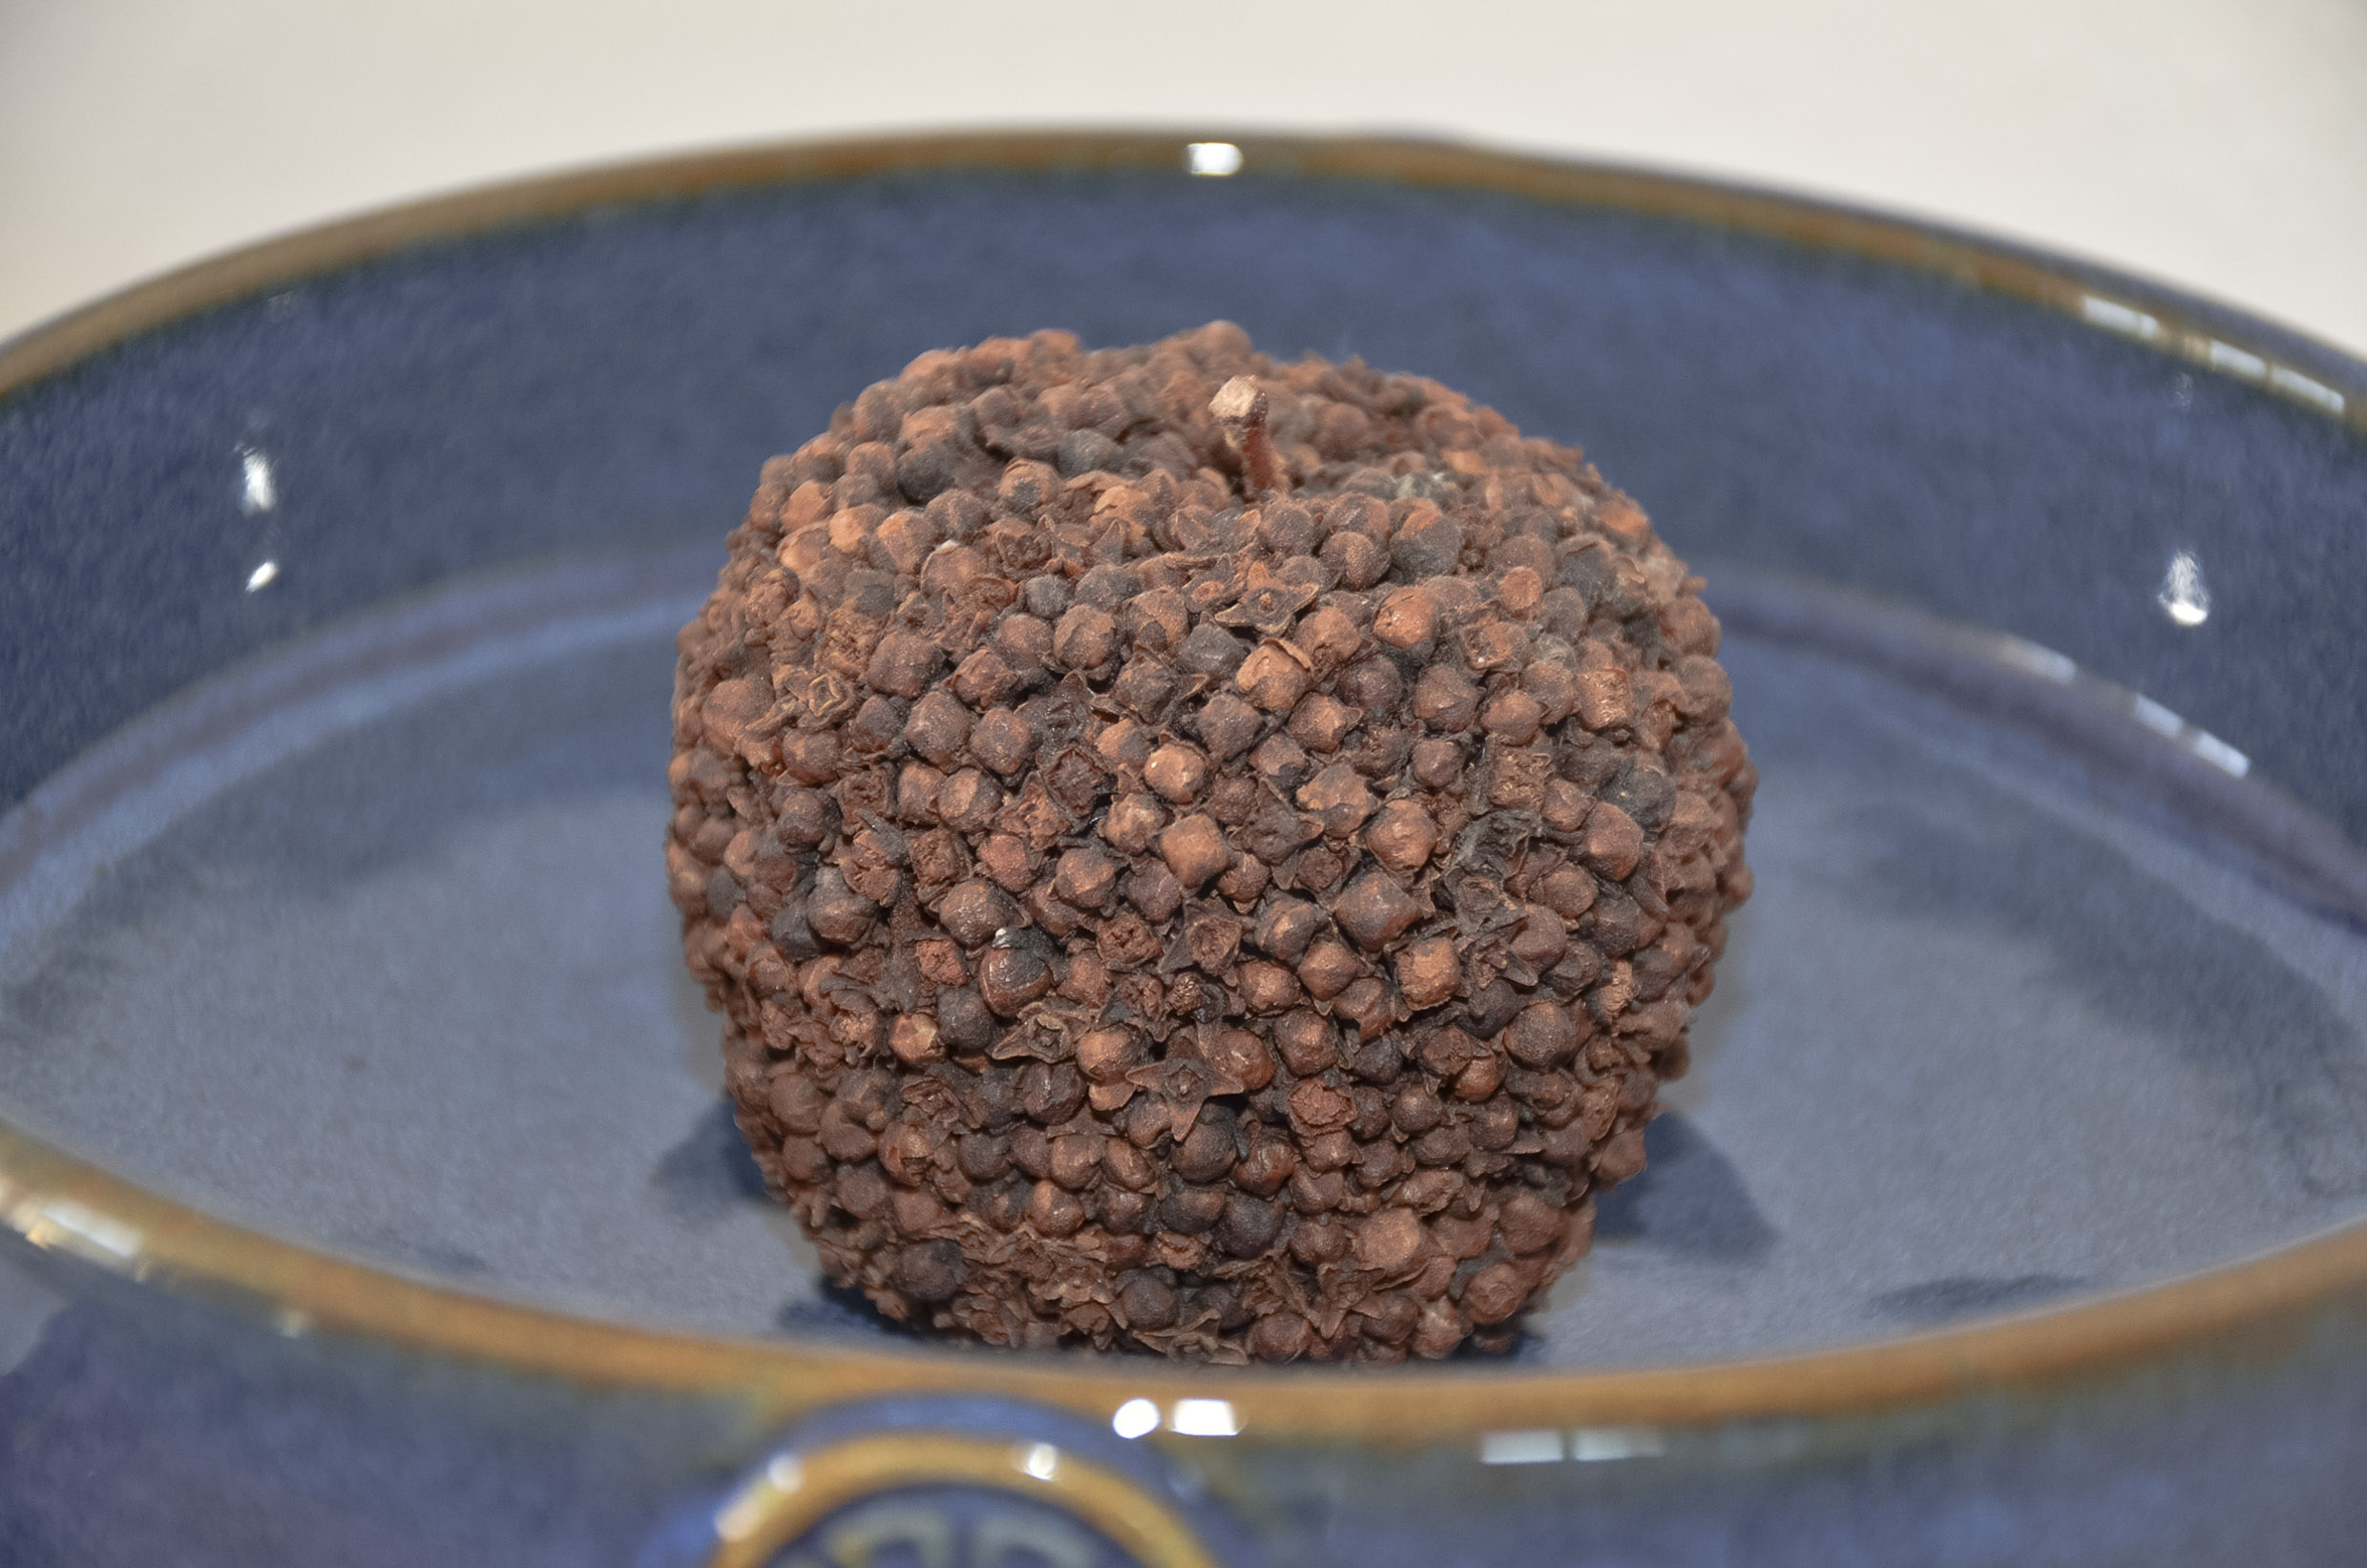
left=3, top=133, right=2366, bottom=1566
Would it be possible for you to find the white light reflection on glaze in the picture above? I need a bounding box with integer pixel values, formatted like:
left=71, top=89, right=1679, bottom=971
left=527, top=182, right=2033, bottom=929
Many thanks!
left=2073, top=290, right=2348, bottom=416
left=2131, top=694, right=2184, bottom=739
left=1996, top=635, right=2076, bottom=684
left=2157, top=551, right=2210, bottom=628
left=1019, top=1442, right=1059, bottom=1481
left=713, top=1454, right=803, bottom=1542
left=1571, top=1427, right=1666, bottom=1462
left=2206, top=341, right=2268, bottom=381
left=1167, top=1397, right=1240, bottom=1436
left=1478, top=1429, right=1563, bottom=1465
left=2269, top=366, right=2346, bottom=415
left=711, top=1490, right=765, bottom=1543
left=2192, top=731, right=2252, bottom=778
left=2126, top=691, right=2252, bottom=778
left=1184, top=142, right=1243, bottom=178
left=1990, top=614, right=2251, bottom=778
left=2080, top=295, right=2162, bottom=344
left=20, top=1196, right=141, bottom=1262
left=245, top=560, right=281, bottom=593
left=1477, top=1426, right=1667, bottom=1465
left=1111, top=1398, right=1161, bottom=1439
left=240, top=446, right=277, bottom=513
left=2077, top=298, right=2346, bottom=419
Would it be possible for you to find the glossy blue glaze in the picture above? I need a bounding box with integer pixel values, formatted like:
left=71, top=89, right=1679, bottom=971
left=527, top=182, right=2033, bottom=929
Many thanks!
left=4, top=170, right=2363, bottom=832
left=5, top=146, right=2367, bottom=1566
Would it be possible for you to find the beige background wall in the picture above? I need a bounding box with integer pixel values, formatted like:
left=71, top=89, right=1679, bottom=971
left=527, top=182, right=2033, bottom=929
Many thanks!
left=3, top=0, right=2364, bottom=355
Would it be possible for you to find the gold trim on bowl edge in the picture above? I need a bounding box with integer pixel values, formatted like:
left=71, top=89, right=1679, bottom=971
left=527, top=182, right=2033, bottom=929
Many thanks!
left=706, top=1432, right=1219, bottom=1568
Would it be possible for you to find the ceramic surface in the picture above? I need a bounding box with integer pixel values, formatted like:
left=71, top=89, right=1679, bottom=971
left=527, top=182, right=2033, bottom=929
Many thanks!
left=6, top=551, right=2366, bottom=1373
left=2, top=134, right=2365, bottom=1566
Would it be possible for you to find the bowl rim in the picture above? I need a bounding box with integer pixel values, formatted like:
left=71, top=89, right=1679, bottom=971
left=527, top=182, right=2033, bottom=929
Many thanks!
left=4, top=127, right=2365, bottom=1442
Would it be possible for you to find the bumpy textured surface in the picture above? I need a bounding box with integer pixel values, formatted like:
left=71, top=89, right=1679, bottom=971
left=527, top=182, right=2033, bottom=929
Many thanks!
left=667, top=324, right=1753, bottom=1362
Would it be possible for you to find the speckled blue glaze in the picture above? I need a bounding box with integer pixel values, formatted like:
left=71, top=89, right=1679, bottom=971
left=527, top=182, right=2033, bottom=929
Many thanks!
left=4, top=145, right=2367, bottom=1567
left=5, top=170, right=2363, bottom=833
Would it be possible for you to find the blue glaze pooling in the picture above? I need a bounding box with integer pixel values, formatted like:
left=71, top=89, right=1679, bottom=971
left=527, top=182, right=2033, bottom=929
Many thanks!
left=3, top=169, right=2363, bottom=836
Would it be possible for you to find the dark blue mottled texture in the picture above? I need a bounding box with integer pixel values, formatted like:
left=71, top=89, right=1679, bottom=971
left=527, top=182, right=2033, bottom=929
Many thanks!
left=4, top=169, right=2363, bottom=831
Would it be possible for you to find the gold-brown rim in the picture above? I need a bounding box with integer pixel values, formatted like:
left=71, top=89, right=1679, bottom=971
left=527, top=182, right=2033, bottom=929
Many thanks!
left=4, top=129, right=2365, bottom=1445
left=4, top=129, right=2358, bottom=430
left=706, top=1432, right=1220, bottom=1568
